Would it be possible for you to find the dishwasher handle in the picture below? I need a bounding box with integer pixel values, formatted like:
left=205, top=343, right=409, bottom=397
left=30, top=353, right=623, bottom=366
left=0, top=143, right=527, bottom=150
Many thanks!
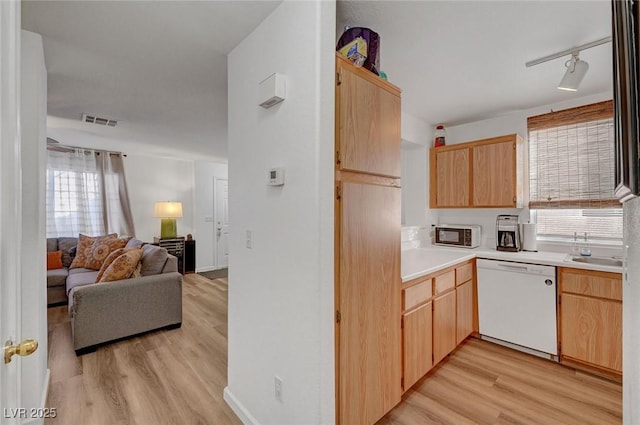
left=497, top=263, right=529, bottom=272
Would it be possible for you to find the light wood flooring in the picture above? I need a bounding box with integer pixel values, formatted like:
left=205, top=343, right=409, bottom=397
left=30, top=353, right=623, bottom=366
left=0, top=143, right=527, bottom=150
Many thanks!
left=45, top=274, right=241, bottom=425
left=46, top=274, right=622, bottom=425
left=378, top=338, right=622, bottom=425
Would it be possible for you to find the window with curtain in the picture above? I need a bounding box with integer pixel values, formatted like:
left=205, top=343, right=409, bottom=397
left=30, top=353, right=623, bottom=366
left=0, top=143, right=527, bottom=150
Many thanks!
left=46, top=148, right=135, bottom=238
left=528, top=100, right=622, bottom=242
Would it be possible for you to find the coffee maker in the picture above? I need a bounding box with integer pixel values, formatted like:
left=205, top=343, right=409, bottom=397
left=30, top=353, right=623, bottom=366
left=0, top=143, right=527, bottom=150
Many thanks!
left=496, top=215, right=521, bottom=252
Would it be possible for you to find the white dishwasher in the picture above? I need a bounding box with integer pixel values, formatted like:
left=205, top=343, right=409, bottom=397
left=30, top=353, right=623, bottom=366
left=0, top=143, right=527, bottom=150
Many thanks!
left=477, top=259, right=558, bottom=355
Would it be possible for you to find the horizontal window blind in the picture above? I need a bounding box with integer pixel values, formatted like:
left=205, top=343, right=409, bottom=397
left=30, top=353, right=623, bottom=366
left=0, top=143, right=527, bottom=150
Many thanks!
left=527, top=100, right=622, bottom=241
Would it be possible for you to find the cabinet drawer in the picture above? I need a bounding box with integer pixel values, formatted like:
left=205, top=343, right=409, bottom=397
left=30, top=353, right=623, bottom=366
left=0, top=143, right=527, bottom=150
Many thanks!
left=434, top=270, right=455, bottom=294
left=456, top=262, right=473, bottom=285
left=560, top=269, right=622, bottom=301
left=403, top=279, right=433, bottom=311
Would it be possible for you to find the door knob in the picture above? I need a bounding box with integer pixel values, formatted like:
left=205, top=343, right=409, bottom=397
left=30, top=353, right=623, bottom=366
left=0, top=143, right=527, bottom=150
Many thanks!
left=4, top=338, right=38, bottom=364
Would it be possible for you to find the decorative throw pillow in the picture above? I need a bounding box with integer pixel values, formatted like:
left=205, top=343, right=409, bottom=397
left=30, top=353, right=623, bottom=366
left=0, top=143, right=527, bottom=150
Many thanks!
left=95, top=247, right=132, bottom=282
left=98, top=248, right=143, bottom=283
left=70, top=234, right=117, bottom=269
left=84, top=236, right=131, bottom=270
left=46, top=250, right=64, bottom=270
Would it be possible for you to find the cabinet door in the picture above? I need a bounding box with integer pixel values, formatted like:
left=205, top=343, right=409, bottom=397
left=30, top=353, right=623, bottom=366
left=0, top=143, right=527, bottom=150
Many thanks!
left=338, top=181, right=401, bottom=425
left=432, top=148, right=470, bottom=207
left=456, top=280, right=473, bottom=345
left=337, top=62, right=401, bottom=177
left=561, top=294, right=622, bottom=372
left=473, top=141, right=516, bottom=207
left=403, top=302, right=433, bottom=391
left=433, top=290, right=457, bottom=364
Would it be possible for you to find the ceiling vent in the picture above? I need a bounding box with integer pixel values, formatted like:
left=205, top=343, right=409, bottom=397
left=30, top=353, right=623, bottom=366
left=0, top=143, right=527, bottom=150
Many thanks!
left=81, top=113, right=118, bottom=127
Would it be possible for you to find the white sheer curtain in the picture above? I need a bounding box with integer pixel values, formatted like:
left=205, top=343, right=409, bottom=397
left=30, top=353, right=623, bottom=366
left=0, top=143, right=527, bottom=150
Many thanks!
left=46, top=148, right=135, bottom=237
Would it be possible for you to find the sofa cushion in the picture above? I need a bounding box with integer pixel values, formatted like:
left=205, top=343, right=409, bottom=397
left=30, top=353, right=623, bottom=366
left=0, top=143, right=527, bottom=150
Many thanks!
left=47, top=238, right=58, bottom=252
left=140, top=244, right=169, bottom=276
left=125, top=238, right=145, bottom=248
left=58, top=237, right=79, bottom=268
left=84, top=237, right=130, bottom=270
left=66, top=269, right=100, bottom=295
left=70, top=234, right=116, bottom=269
left=47, top=268, right=68, bottom=288
left=95, top=247, right=140, bottom=282
left=47, top=251, right=64, bottom=270
left=98, top=248, right=143, bottom=283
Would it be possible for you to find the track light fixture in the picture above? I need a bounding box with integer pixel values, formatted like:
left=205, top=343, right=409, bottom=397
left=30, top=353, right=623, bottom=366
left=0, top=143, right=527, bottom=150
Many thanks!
left=557, top=52, right=589, bottom=91
left=525, top=36, right=611, bottom=92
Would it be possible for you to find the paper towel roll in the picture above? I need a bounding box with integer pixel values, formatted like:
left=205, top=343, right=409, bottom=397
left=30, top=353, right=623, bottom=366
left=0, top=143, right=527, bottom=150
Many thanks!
left=522, top=223, right=538, bottom=252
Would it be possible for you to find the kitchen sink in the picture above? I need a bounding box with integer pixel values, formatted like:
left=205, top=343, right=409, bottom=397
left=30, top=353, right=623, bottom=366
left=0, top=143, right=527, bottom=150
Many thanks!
left=566, top=255, right=623, bottom=267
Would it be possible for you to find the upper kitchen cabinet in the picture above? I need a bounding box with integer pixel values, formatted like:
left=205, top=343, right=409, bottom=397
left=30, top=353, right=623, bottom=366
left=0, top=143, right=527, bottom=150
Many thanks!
left=431, top=147, right=470, bottom=207
left=336, top=54, right=401, bottom=178
left=430, top=134, right=524, bottom=208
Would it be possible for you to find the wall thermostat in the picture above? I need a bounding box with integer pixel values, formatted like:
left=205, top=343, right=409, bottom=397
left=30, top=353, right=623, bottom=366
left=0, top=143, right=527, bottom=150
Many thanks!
left=268, top=168, right=285, bottom=186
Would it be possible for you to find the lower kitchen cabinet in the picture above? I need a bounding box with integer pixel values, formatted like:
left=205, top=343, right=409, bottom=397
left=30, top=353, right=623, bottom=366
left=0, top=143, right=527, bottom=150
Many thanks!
left=400, top=259, right=476, bottom=394
left=559, top=267, right=622, bottom=376
left=433, top=290, right=457, bottom=365
left=456, top=280, right=474, bottom=345
left=402, top=301, right=433, bottom=390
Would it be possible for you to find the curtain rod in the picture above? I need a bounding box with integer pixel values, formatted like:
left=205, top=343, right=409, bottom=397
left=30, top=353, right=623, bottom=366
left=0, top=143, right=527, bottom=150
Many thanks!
left=46, top=142, right=126, bottom=157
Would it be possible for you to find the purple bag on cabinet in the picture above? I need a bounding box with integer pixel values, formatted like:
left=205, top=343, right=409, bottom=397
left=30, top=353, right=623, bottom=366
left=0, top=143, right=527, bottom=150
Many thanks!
left=336, top=27, right=380, bottom=75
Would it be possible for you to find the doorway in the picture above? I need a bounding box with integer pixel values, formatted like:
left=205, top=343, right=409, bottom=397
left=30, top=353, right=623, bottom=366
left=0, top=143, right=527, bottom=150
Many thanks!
left=214, top=177, right=228, bottom=270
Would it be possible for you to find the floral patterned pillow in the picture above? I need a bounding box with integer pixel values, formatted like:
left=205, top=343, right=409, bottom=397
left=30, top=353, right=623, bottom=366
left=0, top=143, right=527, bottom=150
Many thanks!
left=69, top=234, right=117, bottom=269
left=95, top=247, right=134, bottom=282
left=97, top=247, right=144, bottom=283
left=84, top=236, right=131, bottom=270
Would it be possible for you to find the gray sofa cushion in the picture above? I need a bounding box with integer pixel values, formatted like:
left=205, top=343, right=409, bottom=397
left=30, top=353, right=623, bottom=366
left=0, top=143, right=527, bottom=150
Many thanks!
left=58, top=237, right=78, bottom=268
left=66, top=269, right=99, bottom=295
left=125, top=238, right=145, bottom=248
left=47, top=268, right=68, bottom=288
left=47, top=238, right=58, bottom=252
left=140, top=244, right=168, bottom=276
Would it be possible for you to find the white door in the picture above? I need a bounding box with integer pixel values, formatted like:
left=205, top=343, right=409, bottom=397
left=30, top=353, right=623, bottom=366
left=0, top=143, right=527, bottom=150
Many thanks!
left=214, top=178, right=229, bottom=269
left=1, top=1, right=23, bottom=421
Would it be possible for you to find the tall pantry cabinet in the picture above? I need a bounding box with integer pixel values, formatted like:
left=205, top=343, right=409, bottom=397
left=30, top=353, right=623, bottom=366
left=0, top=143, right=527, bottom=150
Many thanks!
left=334, top=54, right=402, bottom=425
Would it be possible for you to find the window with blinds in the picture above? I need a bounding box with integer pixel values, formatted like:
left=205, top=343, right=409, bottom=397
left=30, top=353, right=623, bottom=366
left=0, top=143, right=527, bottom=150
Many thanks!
left=528, top=100, right=623, bottom=241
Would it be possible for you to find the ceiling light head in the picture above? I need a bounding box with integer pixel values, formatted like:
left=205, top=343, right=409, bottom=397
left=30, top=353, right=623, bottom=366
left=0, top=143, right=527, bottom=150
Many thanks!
left=558, top=51, right=589, bottom=92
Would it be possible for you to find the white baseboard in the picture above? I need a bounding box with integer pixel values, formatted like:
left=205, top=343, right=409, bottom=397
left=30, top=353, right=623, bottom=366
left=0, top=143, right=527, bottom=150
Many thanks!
left=196, top=266, right=216, bottom=273
left=23, top=368, right=50, bottom=425
left=196, top=266, right=228, bottom=273
left=223, top=386, right=261, bottom=425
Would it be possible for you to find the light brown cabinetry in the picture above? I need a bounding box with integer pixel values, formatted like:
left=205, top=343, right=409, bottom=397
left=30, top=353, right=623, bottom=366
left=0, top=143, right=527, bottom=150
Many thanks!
left=335, top=53, right=402, bottom=425
left=433, top=148, right=470, bottom=207
left=336, top=54, right=401, bottom=178
left=401, top=259, right=476, bottom=393
left=455, top=262, right=475, bottom=345
left=558, top=267, right=622, bottom=377
left=430, top=134, right=523, bottom=208
left=433, top=290, right=457, bottom=365
left=456, top=280, right=474, bottom=345
left=402, top=301, right=433, bottom=390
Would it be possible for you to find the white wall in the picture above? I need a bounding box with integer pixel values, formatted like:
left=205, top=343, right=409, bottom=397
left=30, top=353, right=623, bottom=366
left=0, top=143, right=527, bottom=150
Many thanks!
left=194, top=160, right=228, bottom=271
left=21, top=30, right=49, bottom=423
left=400, top=111, right=433, bottom=227
left=225, top=1, right=335, bottom=424
left=123, top=154, right=195, bottom=242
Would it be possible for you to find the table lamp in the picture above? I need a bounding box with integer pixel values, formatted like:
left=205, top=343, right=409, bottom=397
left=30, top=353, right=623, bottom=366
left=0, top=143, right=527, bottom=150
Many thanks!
left=154, top=201, right=183, bottom=239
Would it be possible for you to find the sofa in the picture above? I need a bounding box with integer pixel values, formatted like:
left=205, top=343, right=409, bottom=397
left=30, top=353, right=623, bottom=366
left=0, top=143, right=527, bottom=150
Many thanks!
left=47, top=237, right=183, bottom=354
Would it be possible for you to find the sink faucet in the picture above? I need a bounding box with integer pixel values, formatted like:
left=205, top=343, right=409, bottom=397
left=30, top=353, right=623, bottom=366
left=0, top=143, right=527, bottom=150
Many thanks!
left=580, top=232, right=592, bottom=257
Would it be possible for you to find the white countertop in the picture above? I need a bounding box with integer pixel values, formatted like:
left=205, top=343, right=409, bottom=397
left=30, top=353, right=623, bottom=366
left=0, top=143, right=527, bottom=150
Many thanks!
left=401, top=245, right=623, bottom=283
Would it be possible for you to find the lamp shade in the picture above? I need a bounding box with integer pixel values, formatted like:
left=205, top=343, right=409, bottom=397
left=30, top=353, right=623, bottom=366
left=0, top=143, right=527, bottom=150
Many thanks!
left=558, top=58, right=589, bottom=91
left=154, top=202, right=183, bottom=218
